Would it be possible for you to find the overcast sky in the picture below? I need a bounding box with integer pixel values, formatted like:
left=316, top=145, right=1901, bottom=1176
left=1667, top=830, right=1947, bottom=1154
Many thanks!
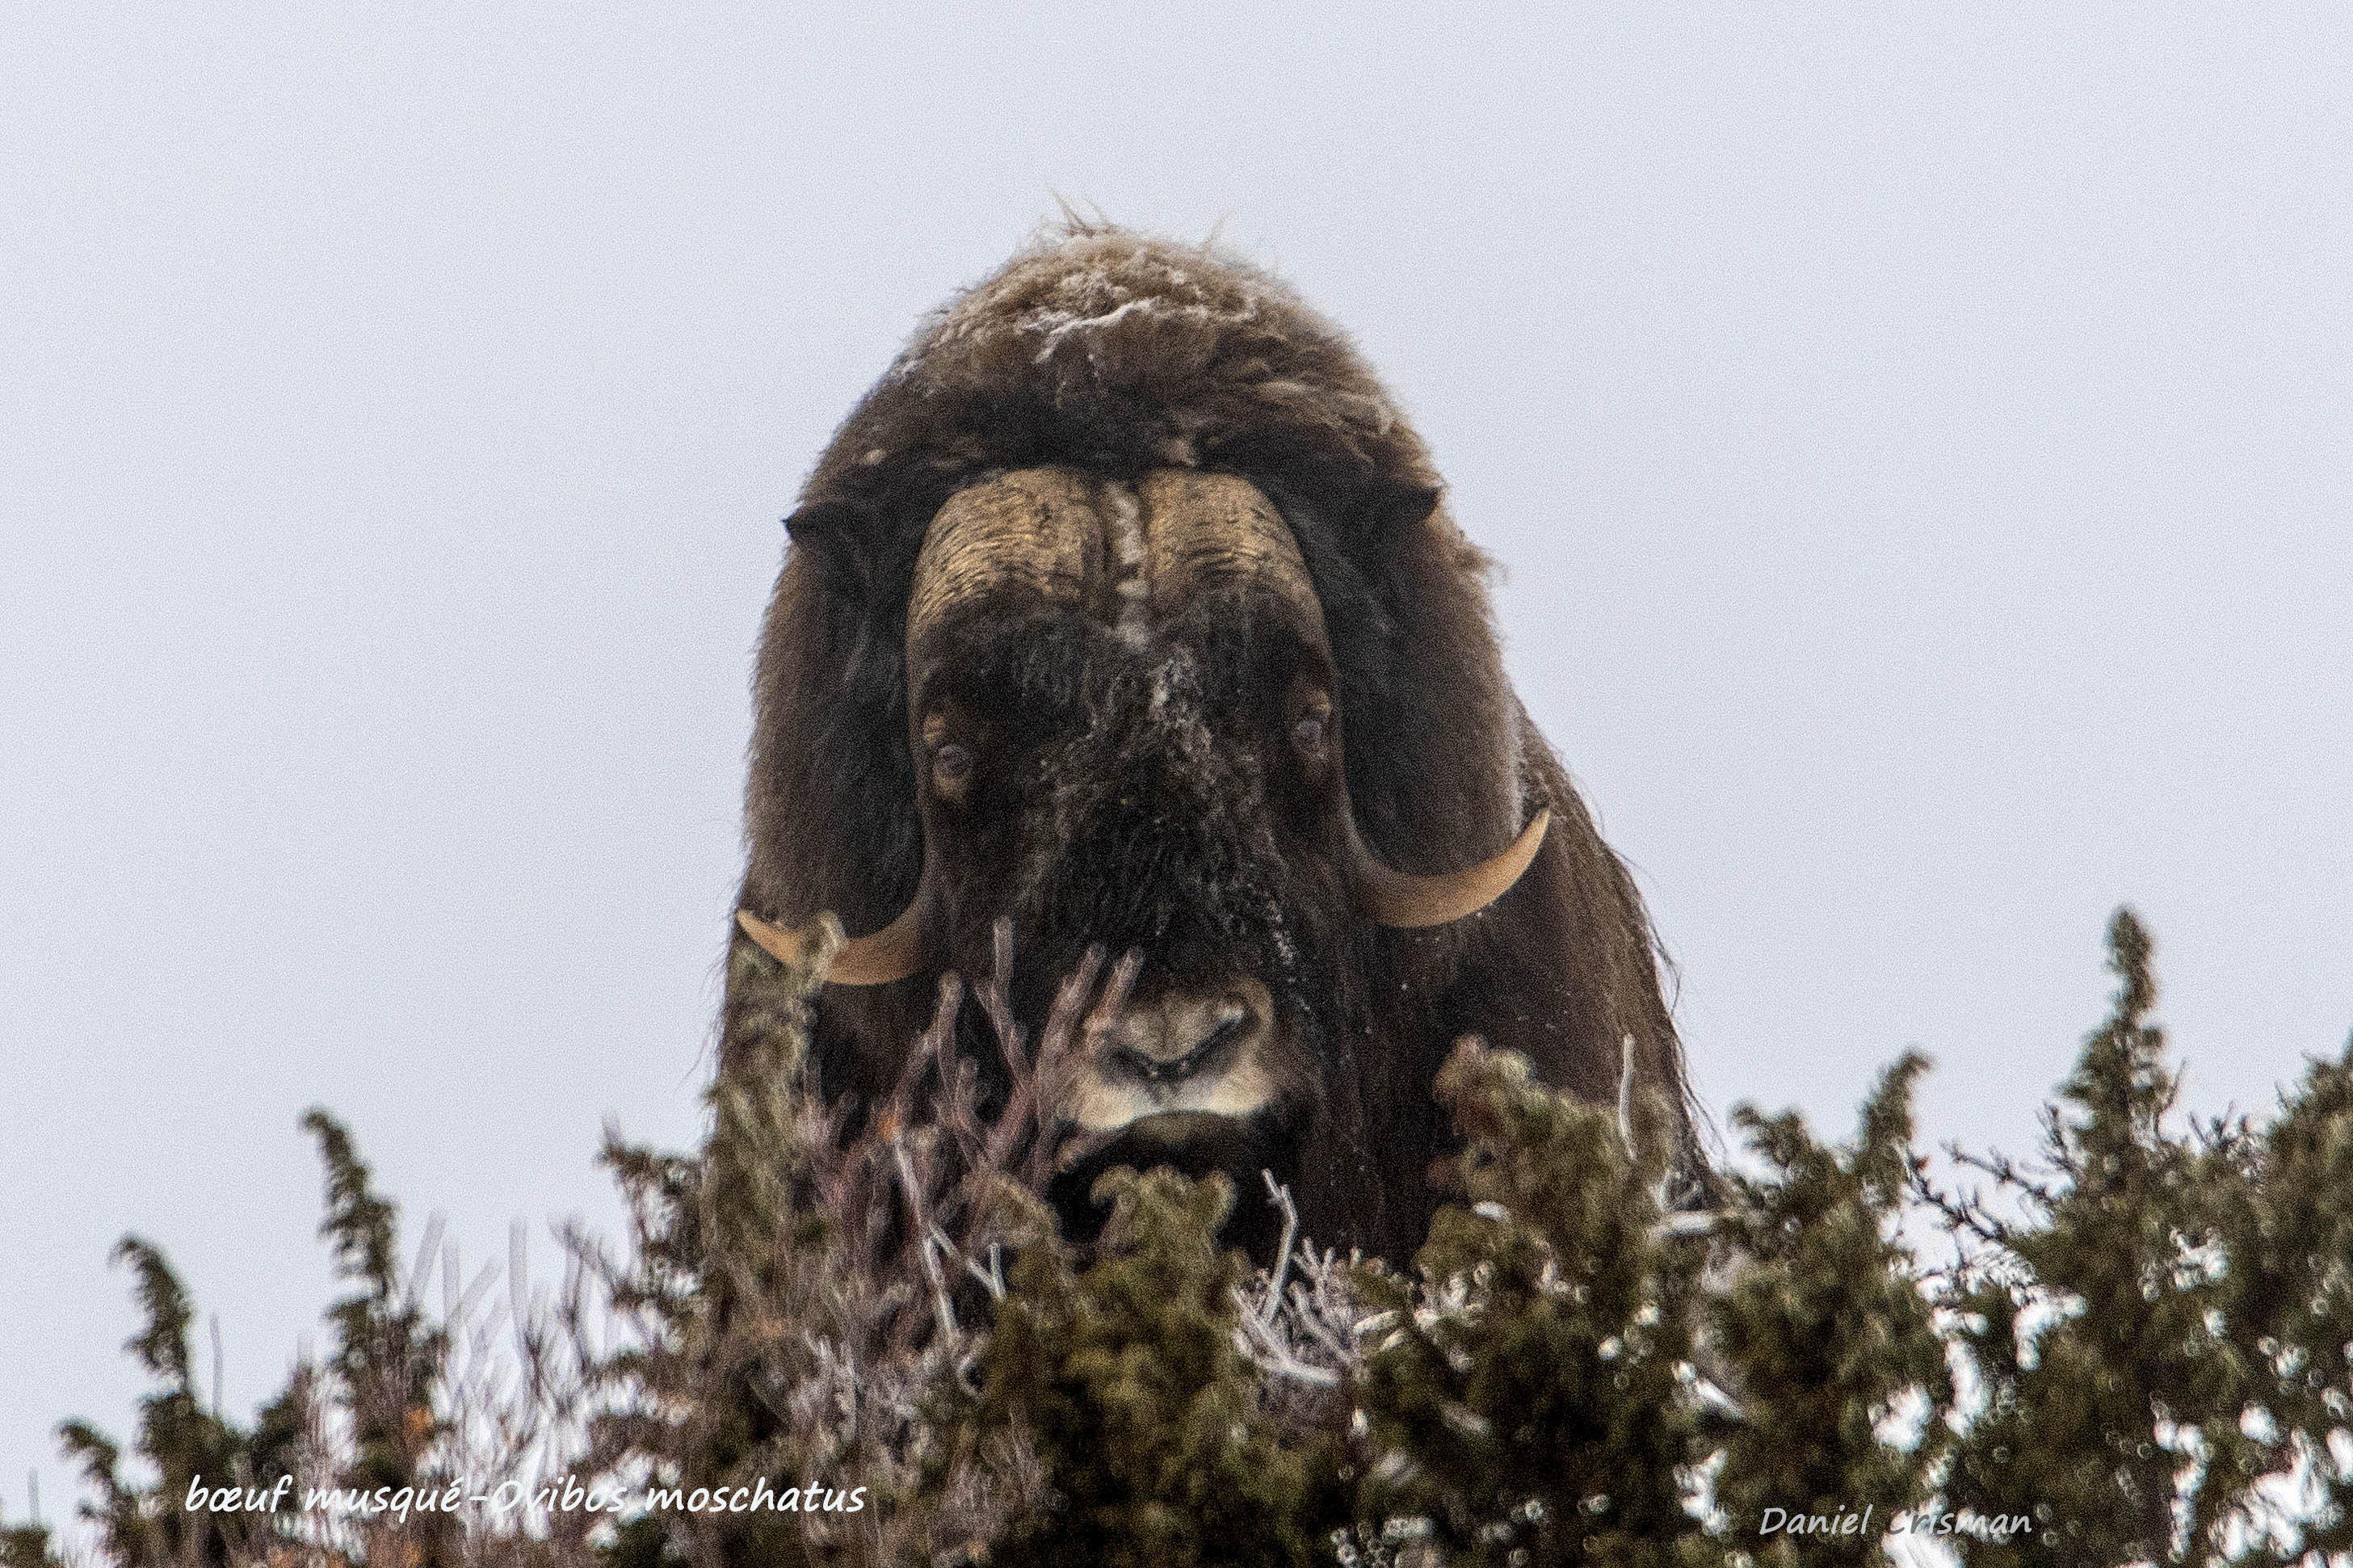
left=5, top=2, right=2348, bottom=1532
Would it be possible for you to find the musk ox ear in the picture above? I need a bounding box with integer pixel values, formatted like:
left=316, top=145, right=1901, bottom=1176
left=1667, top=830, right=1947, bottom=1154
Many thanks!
left=784, top=498, right=880, bottom=600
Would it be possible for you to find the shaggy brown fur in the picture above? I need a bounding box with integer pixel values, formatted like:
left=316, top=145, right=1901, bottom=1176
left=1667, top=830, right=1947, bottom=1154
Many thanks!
left=728, top=222, right=1699, bottom=1261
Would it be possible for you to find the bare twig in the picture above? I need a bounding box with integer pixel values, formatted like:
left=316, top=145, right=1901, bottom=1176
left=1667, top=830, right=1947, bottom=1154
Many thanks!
left=1616, top=1033, right=1637, bottom=1156
left=1259, top=1171, right=1300, bottom=1330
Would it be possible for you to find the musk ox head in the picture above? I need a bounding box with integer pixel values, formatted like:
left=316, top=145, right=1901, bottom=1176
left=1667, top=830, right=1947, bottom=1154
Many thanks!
left=728, top=224, right=1697, bottom=1261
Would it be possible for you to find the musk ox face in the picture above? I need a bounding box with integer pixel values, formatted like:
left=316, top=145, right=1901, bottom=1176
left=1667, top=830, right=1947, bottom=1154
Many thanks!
left=727, top=224, right=1694, bottom=1261
left=741, top=466, right=1550, bottom=1245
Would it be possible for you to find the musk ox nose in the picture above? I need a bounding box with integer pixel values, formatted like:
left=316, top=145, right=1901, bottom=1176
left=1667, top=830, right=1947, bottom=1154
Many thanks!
left=1105, top=994, right=1256, bottom=1087
left=1063, top=977, right=1283, bottom=1134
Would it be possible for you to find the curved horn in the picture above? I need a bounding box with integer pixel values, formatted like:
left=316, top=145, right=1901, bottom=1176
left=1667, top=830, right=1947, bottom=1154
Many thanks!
left=908, top=469, right=1102, bottom=645
left=1137, top=469, right=1324, bottom=627
left=737, top=878, right=932, bottom=988
left=1349, top=809, right=1550, bottom=928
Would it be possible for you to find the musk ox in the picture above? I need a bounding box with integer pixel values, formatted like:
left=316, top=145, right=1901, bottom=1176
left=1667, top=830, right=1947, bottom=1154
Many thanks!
left=726, top=224, right=1699, bottom=1262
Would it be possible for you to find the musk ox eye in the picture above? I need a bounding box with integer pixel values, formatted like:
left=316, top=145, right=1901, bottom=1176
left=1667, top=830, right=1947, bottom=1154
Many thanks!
left=932, top=742, right=974, bottom=795
left=1291, top=711, right=1329, bottom=755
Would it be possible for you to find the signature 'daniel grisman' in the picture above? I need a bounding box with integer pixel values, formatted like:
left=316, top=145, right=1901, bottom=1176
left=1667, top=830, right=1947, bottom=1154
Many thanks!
left=1758, top=1503, right=2032, bottom=1542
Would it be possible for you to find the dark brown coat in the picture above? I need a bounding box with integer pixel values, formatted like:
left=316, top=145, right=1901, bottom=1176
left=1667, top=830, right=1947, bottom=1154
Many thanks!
left=727, top=224, right=1696, bottom=1260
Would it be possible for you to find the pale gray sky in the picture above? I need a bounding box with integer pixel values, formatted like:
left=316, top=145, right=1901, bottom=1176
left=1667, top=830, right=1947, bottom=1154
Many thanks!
left=5, top=3, right=2349, bottom=1529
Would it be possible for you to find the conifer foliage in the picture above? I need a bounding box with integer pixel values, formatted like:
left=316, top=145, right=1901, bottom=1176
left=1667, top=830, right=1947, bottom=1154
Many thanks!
left=1932, top=912, right=2353, bottom=1563
left=16, top=910, right=2352, bottom=1565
